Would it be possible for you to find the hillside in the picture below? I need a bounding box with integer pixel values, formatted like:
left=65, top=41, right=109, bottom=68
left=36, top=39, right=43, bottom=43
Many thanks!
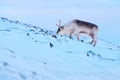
left=0, top=17, right=120, bottom=80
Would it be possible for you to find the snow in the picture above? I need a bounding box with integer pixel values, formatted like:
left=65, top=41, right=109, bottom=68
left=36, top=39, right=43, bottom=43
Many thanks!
left=0, top=17, right=120, bottom=80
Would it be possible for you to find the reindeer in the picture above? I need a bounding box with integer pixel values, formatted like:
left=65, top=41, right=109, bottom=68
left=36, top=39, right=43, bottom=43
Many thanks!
left=56, top=19, right=98, bottom=47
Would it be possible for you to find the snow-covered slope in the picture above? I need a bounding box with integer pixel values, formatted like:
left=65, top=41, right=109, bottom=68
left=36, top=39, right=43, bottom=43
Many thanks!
left=0, top=17, right=120, bottom=80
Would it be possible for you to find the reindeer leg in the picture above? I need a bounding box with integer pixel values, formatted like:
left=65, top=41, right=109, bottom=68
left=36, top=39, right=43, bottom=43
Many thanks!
left=90, top=40, right=94, bottom=44
left=89, top=33, right=94, bottom=45
left=90, top=33, right=97, bottom=47
left=69, top=32, right=74, bottom=39
left=76, top=33, right=80, bottom=41
left=93, top=36, right=97, bottom=47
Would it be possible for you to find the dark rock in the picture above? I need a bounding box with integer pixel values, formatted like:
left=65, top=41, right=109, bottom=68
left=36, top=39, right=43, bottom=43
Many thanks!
left=27, top=33, right=30, bottom=36
left=81, top=40, right=84, bottom=42
left=32, top=71, right=37, bottom=75
left=50, top=43, right=54, bottom=48
left=51, top=35, right=57, bottom=38
left=3, top=62, right=9, bottom=67
left=87, top=53, right=89, bottom=57
left=30, top=29, right=35, bottom=32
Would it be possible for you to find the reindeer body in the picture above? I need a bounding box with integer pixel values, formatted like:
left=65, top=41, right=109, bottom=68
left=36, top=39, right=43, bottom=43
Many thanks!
left=56, top=19, right=98, bottom=47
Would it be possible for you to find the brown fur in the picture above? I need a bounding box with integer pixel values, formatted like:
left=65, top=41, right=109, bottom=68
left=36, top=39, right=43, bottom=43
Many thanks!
left=56, top=19, right=98, bottom=47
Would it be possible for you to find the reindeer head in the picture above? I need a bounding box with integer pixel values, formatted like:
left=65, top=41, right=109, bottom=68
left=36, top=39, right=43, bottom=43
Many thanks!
left=56, top=19, right=64, bottom=33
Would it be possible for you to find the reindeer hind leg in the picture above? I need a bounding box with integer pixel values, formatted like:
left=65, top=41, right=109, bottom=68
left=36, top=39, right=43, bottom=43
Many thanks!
left=89, top=33, right=96, bottom=46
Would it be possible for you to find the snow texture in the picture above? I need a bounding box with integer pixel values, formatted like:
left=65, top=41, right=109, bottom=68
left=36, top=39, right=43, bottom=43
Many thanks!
left=0, top=17, right=120, bottom=80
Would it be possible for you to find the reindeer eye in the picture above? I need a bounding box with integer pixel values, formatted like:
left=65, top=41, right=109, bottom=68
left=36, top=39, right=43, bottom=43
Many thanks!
left=60, top=26, right=64, bottom=29
left=57, top=26, right=64, bottom=33
left=61, top=26, right=64, bottom=29
left=59, top=27, right=64, bottom=31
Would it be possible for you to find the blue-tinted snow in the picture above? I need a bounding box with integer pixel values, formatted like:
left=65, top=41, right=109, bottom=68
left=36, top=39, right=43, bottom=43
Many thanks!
left=0, top=17, right=120, bottom=80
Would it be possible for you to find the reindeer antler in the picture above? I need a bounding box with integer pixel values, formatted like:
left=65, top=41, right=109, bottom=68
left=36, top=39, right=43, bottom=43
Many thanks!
left=56, top=19, right=61, bottom=27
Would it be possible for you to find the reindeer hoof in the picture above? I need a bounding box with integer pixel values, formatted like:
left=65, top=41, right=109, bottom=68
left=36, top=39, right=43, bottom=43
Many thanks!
left=89, top=41, right=93, bottom=44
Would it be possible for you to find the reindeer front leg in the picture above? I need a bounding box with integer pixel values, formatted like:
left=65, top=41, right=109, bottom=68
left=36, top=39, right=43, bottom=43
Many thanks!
left=69, top=31, right=74, bottom=39
left=76, top=33, right=80, bottom=41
